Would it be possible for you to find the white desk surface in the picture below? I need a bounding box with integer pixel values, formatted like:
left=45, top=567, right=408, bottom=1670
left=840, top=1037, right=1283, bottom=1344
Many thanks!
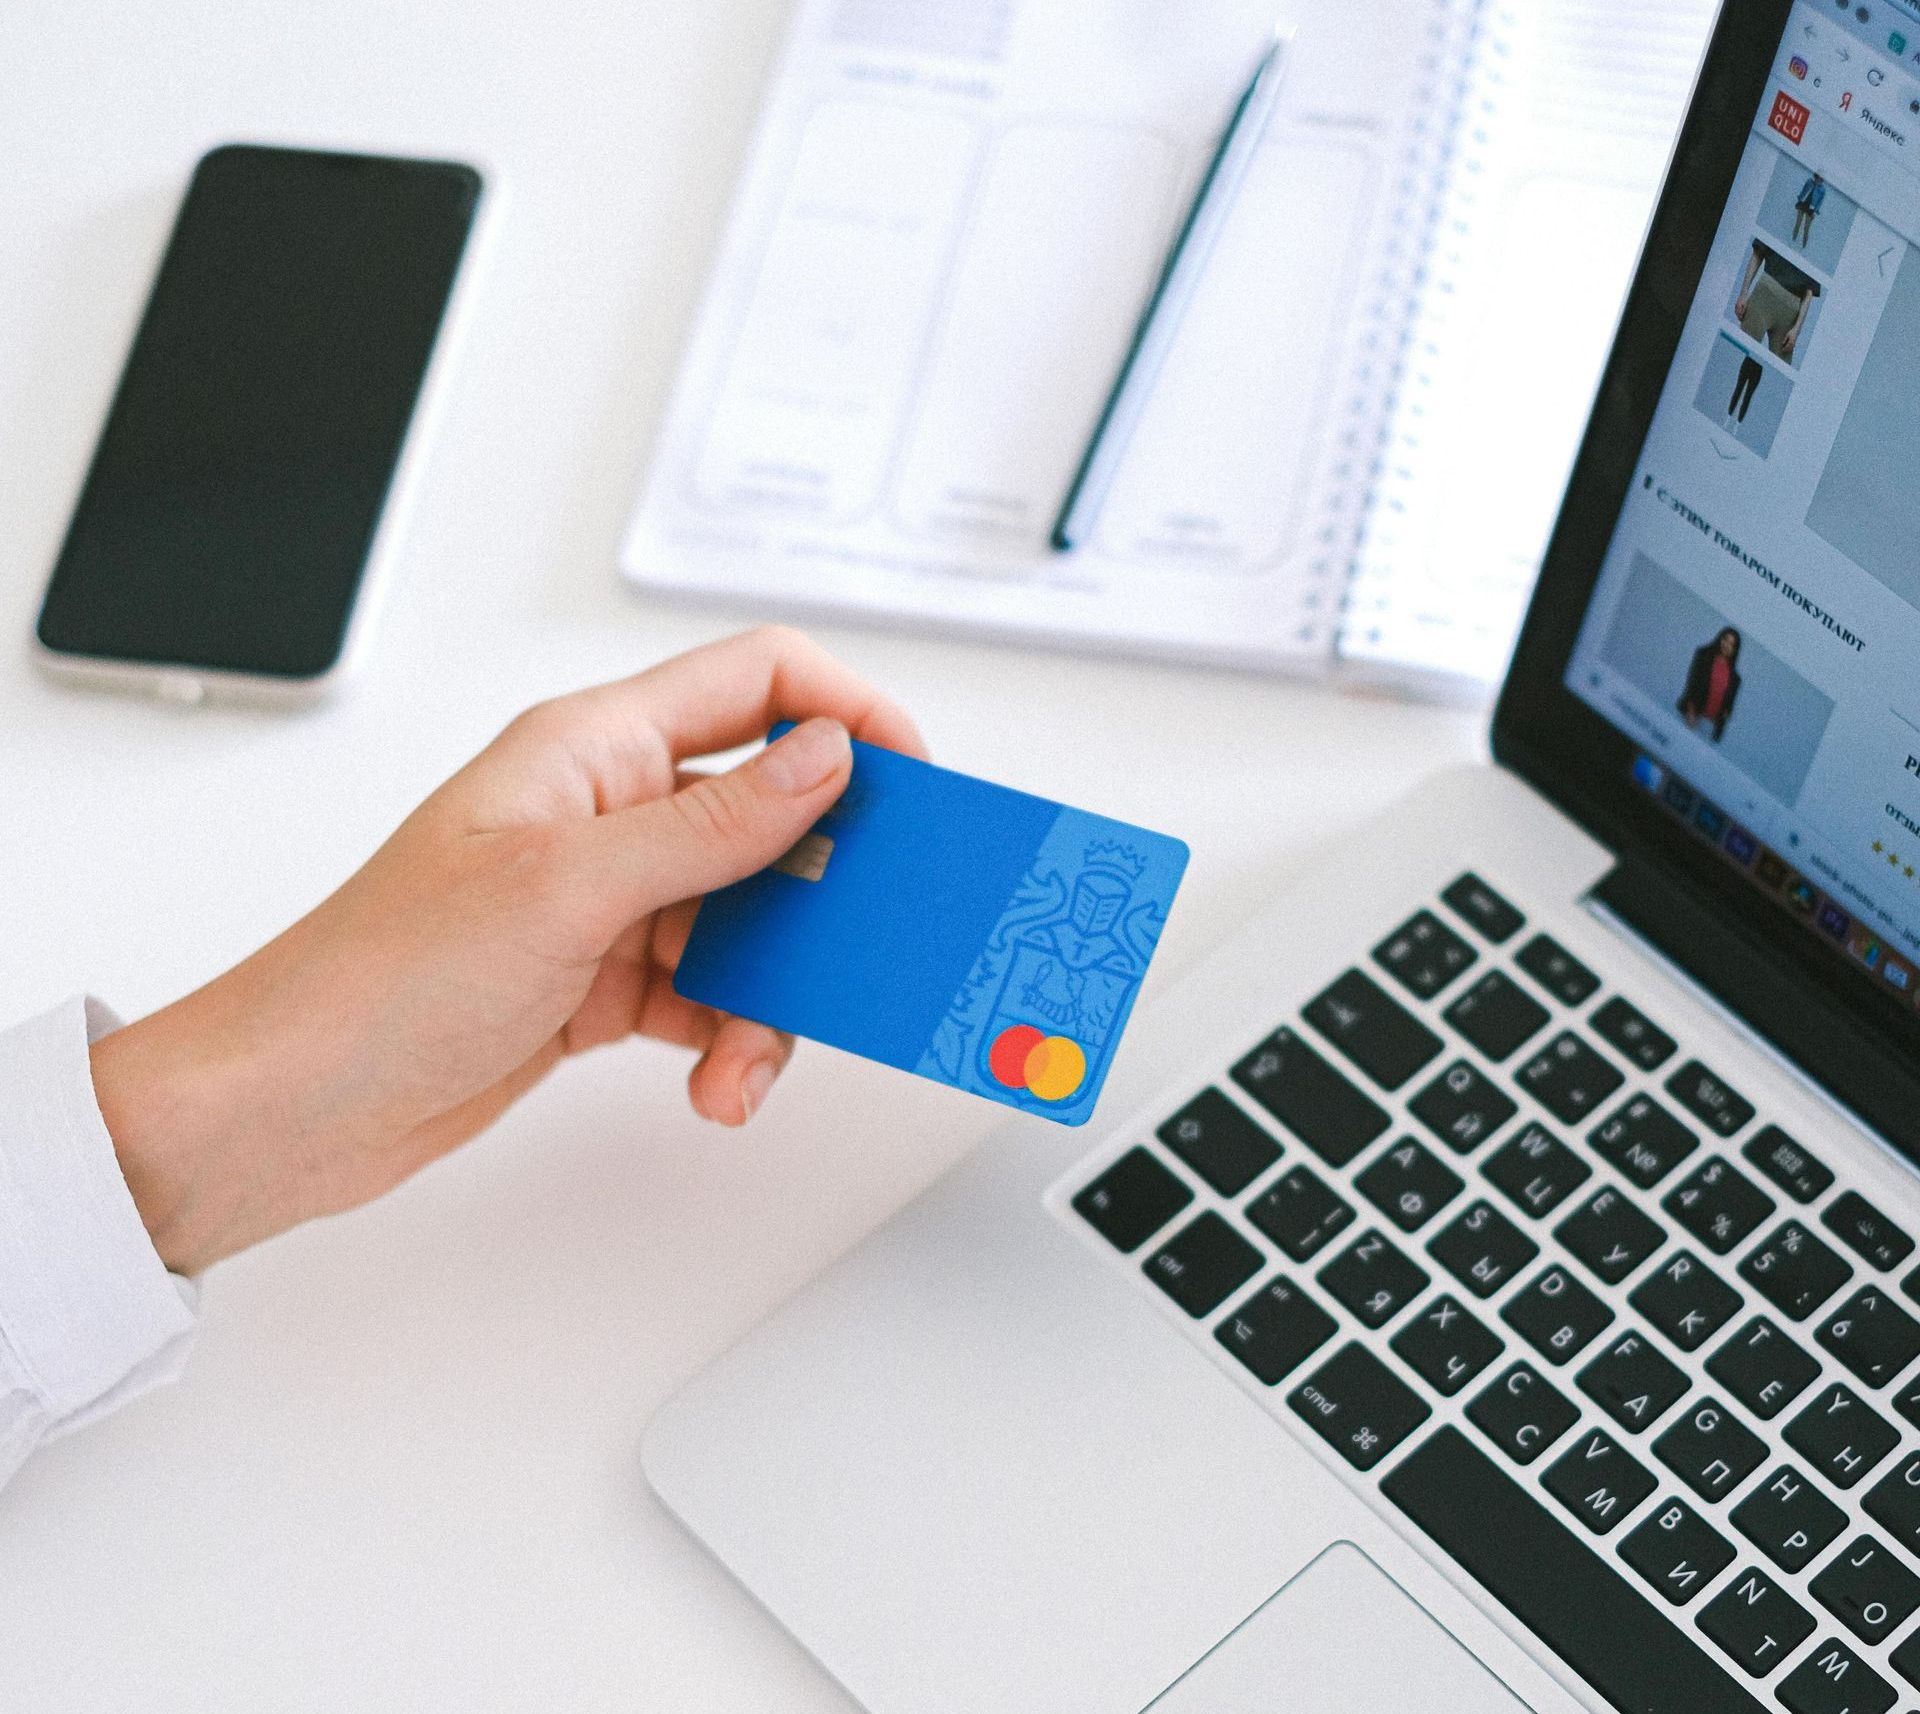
left=0, top=2, right=1485, bottom=1704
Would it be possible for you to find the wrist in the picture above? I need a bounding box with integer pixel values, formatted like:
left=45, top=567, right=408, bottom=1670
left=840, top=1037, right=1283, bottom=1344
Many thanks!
left=90, top=980, right=291, bottom=1275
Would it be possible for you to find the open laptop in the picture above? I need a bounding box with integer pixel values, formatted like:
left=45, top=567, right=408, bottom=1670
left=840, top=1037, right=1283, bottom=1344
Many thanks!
left=645, top=3, right=1920, bottom=1709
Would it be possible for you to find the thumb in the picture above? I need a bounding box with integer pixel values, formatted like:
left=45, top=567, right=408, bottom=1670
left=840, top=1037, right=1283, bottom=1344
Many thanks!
left=573, top=717, right=852, bottom=928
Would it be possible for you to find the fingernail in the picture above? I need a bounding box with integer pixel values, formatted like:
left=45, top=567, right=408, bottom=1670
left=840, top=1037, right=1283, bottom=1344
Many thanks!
left=761, top=718, right=850, bottom=796
left=741, top=1059, right=778, bottom=1120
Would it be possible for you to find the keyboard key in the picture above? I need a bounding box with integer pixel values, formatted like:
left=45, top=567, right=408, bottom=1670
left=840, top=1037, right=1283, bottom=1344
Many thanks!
left=1698, top=1566, right=1816, bottom=1677
left=1518, top=1032, right=1624, bottom=1126
left=1144, top=1213, right=1263, bottom=1318
left=1708, top=1316, right=1822, bottom=1421
left=1302, top=970, right=1444, bottom=1092
left=1544, top=1426, right=1657, bottom=1534
left=1483, top=1121, right=1591, bottom=1220
left=1632, top=1251, right=1743, bottom=1352
left=1215, top=1275, right=1337, bottom=1386
left=1621, top=1498, right=1737, bottom=1606
left=1743, top=1125, right=1834, bottom=1204
left=1779, top=1639, right=1896, bottom=1714
left=1504, top=1263, right=1613, bottom=1364
left=1666, top=1062, right=1756, bottom=1139
left=1784, top=1383, right=1899, bottom=1490
left=1288, top=1342, right=1429, bottom=1471
left=1591, top=995, right=1677, bottom=1071
left=1740, top=1221, right=1852, bottom=1322
left=1894, top=1369, right=1920, bottom=1434
left=1409, top=1059, right=1517, bottom=1154
left=1590, top=1096, right=1698, bottom=1190
left=1317, top=1229, right=1428, bottom=1328
left=1892, top=1626, right=1920, bottom=1697
left=1819, top=1286, right=1920, bottom=1389
left=1579, top=1329, right=1690, bottom=1432
left=1382, top=1427, right=1769, bottom=1712
left=1245, top=1165, right=1353, bottom=1262
left=1355, top=1137, right=1462, bottom=1232
left=1428, top=1198, right=1538, bottom=1299
left=1441, top=872, right=1524, bottom=943
left=1823, top=1192, right=1916, bottom=1274
left=1731, top=1466, right=1847, bottom=1571
left=1444, top=971, right=1549, bottom=1062
left=1809, top=1535, right=1920, bottom=1644
left=1467, top=1362, right=1579, bottom=1465
left=1156, top=1088, right=1280, bottom=1197
left=1232, top=1028, right=1390, bottom=1168
left=1372, top=910, right=1476, bottom=1000
left=1515, top=934, right=1601, bottom=1006
left=1664, top=1156, right=1775, bottom=1256
left=1557, top=1186, right=1665, bottom=1285
left=1653, top=1398, right=1766, bottom=1501
left=1390, top=1293, right=1502, bottom=1396
left=1073, top=1148, right=1192, bottom=1252
left=1865, top=1454, right=1920, bottom=1556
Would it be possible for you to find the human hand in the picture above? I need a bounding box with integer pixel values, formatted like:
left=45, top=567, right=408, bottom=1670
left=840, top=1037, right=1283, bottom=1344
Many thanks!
left=90, top=627, right=925, bottom=1274
left=1734, top=297, right=1750, bottom=320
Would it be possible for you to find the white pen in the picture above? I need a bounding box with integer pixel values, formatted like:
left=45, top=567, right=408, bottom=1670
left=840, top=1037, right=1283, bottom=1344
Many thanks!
left=1051, top=26, right=1294, bottom=553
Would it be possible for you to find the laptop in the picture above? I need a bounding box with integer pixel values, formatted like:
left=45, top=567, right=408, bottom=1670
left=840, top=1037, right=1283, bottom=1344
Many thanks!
left=645, top=3, right=1920, bottom=1709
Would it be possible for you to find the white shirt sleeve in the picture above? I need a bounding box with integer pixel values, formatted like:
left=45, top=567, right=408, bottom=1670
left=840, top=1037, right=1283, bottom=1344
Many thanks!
left=0, top=998, right=199, bottom=1491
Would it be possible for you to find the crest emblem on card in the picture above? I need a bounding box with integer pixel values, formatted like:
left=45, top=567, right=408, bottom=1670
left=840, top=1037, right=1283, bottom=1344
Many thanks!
left=926, top=839, right=1168, bottom=1113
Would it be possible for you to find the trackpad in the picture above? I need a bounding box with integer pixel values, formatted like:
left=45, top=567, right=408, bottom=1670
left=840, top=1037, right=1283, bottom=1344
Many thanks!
left=1144, top=1541, right=1531, bottom=1712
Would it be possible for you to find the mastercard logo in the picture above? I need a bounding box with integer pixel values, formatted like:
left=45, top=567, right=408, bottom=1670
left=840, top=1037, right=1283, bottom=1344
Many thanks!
left=989, top=1024, right=1087, bottom=1102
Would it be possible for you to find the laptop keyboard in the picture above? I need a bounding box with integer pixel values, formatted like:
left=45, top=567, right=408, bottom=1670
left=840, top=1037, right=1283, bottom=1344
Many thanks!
left=1063, top=872, right=1920, bottom=1714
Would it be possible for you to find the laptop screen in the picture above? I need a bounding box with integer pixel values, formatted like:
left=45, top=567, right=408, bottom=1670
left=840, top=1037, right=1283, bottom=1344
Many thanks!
left=1562, top=0, right=1920, bottom=1020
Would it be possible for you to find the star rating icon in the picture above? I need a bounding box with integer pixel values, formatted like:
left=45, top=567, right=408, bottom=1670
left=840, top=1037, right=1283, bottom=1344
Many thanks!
left=1869, top=841, right=1915, bottom=879
left=1872, top=840, right=1915, bottom=878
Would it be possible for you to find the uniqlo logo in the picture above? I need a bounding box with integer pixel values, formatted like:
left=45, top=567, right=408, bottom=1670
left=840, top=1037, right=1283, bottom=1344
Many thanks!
left=1770, top=90, right=1810, bottom=143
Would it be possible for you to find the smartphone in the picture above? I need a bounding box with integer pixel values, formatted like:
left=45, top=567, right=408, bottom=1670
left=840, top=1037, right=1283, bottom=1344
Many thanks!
left=35, top=143, right=485, bottom=705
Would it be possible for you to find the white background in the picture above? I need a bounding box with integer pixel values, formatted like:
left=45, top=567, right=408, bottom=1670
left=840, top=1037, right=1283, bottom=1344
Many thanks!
left=0, top=2, right=1481, bottom=1705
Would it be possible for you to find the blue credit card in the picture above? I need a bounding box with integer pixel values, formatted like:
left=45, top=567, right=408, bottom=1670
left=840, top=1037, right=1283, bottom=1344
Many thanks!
left=674, top=731, right=1189, bottom=1125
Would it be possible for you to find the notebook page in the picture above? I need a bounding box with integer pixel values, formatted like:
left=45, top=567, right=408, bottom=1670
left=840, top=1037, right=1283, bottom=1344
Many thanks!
left=624, top=0, right=1477, bottom=672
left=1339, top=0, right=1719, bottom=694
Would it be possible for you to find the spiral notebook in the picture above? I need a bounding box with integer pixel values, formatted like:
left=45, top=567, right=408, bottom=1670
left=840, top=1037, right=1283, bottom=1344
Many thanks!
left=621, top=0, right=1718, bottom=696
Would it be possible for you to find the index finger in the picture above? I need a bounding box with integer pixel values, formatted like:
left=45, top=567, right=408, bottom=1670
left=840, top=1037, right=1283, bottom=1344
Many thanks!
left=567, top=626, right=928, bottom=765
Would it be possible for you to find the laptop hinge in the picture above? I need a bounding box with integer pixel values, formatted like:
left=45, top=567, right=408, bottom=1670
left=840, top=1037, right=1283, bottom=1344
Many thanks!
left=1592, top=858, right=1920, bottom=1160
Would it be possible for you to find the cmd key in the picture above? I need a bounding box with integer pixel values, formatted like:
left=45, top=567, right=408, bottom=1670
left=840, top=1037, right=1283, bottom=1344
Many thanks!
left=1288, top=1343, right=1429, bottom=1471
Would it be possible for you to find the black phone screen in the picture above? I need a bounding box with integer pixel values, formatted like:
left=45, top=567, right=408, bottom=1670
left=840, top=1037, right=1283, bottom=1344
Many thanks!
left=37, top=144, right=480, bottom=681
